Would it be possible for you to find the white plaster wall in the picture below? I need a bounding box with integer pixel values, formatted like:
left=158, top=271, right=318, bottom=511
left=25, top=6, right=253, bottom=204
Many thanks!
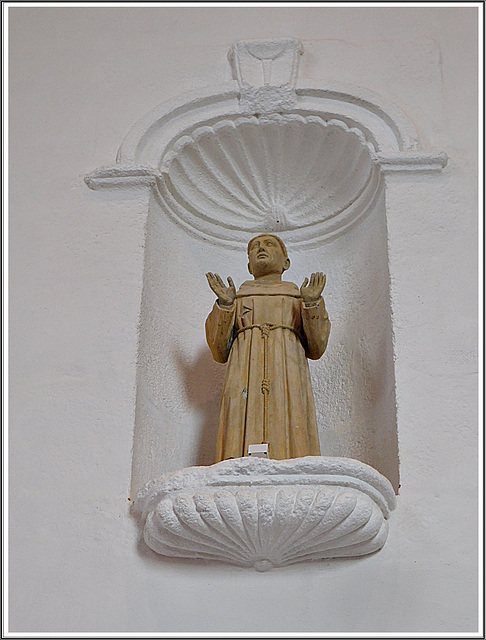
left=132, top=182, right=400, bottom=495
left=8, top=6, right=479, bottom=633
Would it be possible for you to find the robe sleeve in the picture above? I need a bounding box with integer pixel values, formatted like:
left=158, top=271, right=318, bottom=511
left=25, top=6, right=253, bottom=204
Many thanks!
left=205, top=301, right=236, bottom=364
left=301, top=297, right=331, bottom=360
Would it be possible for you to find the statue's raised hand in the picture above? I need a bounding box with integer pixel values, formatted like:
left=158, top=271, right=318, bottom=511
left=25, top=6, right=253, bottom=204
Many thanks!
left=206, top=273, right=236, bottom=307
left=300, top=272, right=326, bottom=304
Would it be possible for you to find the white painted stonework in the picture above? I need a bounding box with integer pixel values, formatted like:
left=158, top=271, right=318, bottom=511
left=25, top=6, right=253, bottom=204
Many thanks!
left=84, top=39, right=447, bottom=496
left=136, top=456, right=396, bottom=571
left=9, top=7, right=479, bottom=632
left=85, top=38, right=446, bottom=249
left=228, top=38, right=303, bottom=114
left=159, top=114, right=380, bottom=242
left=86, top=37, right=445, bottom=568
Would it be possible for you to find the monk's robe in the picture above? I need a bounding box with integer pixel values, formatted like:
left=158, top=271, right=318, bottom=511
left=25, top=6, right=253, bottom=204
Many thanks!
left=205, top=280, right=331, bottom=461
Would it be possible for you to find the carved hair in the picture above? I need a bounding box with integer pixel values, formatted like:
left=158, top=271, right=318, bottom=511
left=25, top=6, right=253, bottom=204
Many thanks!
left=247, top=234, right=288, bottom=258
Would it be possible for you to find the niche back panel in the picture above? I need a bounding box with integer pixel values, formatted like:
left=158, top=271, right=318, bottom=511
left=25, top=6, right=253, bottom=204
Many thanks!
left=131, top=173, right=400, bottom=495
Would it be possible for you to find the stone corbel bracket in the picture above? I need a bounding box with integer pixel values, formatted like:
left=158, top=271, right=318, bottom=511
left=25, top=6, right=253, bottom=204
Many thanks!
left=135, top=456, right=397, bottom=571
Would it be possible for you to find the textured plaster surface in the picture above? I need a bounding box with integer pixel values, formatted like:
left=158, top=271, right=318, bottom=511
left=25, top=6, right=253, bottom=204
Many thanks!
left=8, top=5, right=479, bottom=634
left=132, top=183, right=399, bottom=494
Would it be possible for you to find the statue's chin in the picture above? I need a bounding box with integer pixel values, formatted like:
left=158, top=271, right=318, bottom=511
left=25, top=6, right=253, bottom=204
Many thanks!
left=252, top=266, right=283, bottom=278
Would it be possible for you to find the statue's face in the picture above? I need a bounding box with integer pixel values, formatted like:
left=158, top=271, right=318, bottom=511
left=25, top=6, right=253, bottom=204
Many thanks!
left=248, top=235, right=289, bottom=277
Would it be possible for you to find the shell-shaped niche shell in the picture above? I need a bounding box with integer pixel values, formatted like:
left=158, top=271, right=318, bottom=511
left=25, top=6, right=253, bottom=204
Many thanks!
left=159, top=115, right=379, bottom=242
left=143, top=486, right=389, bottom=570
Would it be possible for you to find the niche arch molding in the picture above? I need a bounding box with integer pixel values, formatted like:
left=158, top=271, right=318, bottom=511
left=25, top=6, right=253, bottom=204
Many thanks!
left=86, top=57, right=446, bottom=248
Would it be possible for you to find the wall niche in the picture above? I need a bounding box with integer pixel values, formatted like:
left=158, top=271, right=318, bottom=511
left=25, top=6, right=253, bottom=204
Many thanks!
left=86, top=39, right=446, bottom=569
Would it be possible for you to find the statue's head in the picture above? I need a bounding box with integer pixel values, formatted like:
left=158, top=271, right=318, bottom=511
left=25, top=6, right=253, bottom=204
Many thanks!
left=247, top=234, right=290, bottom=278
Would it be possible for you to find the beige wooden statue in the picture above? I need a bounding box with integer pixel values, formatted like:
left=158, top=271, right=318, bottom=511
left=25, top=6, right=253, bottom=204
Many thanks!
left=206, top=234, right=331, bottom=462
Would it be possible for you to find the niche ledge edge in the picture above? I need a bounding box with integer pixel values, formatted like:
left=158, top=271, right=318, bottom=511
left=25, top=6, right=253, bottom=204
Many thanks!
left=135, top=456, right=396, bottom=571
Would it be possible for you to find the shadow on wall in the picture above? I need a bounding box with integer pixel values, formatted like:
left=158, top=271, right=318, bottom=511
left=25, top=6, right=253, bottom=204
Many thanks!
left=173, top=344, right=226, bottom=466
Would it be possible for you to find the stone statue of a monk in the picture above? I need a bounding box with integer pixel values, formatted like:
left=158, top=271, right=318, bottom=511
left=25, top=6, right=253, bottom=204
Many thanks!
left=205, top=234, right=330, bottom=462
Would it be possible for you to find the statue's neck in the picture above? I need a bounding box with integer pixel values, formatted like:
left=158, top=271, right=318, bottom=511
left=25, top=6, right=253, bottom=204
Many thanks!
left=252, top=273, right=283, bottom=284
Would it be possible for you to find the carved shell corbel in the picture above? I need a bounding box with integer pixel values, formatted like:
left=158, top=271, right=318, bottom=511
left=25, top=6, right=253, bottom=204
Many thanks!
left=137, top=457, right=396, bottom=571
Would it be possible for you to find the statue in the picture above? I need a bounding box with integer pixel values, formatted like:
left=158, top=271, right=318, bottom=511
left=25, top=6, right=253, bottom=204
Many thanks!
left=205, top=234, right=331, bottom=462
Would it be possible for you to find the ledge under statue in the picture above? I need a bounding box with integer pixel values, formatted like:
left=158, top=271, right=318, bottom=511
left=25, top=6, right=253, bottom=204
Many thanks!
left=135, top=236, right=396, bottom=570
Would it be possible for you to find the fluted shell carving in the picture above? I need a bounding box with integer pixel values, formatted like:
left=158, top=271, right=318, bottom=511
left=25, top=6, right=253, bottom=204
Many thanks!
left=143, top=485, right=389, bottom=571
left=136, top=457, right=396, bottom=570
left=158, top=114, right=380, bottom=243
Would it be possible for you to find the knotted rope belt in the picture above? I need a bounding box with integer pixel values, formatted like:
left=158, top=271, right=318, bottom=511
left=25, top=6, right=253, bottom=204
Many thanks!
left=234, top=323, right=299, bottom=442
